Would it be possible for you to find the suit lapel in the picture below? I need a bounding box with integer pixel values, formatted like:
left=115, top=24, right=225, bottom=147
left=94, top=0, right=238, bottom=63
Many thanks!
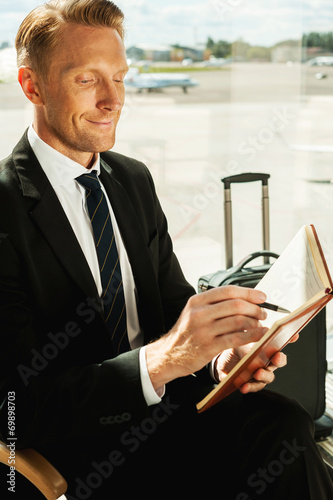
left=13, top=132, right=100, bottom=303
left=100, top=158, right=165, bottom=339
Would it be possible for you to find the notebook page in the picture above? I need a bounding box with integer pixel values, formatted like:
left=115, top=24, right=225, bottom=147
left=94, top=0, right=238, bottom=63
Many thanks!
left=255, top=226, right=324, bottom=329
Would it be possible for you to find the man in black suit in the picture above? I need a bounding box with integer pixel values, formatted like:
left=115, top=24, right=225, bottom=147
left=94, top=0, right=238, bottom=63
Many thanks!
left=0, top=1, right=332, bottom=498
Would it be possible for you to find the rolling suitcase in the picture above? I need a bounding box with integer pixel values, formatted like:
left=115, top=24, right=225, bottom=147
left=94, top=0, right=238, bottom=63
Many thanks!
left=198, top=173, right=279, bottom=292
left=198, top=172, right=333, bottom=440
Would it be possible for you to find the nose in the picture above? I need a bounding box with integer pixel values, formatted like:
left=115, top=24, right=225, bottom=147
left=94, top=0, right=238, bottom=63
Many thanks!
left=97, top=79, right=123, bottom=112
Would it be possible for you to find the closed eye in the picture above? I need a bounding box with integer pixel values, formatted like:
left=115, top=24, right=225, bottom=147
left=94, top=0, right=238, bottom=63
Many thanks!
left=113, top=70, right=128, bottom=84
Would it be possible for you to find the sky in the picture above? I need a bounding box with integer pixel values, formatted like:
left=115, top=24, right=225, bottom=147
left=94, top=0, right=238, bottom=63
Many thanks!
left=0, top=0, right=332, bottom=49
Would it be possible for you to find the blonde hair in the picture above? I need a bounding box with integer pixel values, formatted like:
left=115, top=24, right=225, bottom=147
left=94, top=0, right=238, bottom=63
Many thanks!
left=15, top=0, right=125, bottom=79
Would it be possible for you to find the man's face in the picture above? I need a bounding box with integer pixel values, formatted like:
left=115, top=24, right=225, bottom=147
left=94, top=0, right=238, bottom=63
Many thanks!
left=34, top=23, right=128, bottom=166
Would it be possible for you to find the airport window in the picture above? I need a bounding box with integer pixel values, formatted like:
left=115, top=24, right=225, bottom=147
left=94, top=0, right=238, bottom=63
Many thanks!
left=1, top=1, right=333, bottom=364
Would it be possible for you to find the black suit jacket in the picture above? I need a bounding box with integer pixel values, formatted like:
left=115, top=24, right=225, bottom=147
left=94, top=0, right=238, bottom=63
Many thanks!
left=0, top=131, right=196, bottom=457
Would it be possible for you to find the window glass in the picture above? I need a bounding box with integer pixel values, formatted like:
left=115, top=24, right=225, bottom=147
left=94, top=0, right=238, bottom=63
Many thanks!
left=1, top=0, right=333, bottom=363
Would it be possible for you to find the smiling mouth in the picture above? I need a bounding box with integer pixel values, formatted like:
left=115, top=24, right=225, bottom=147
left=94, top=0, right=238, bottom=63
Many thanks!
left=86, top=119, right=114, bottom=126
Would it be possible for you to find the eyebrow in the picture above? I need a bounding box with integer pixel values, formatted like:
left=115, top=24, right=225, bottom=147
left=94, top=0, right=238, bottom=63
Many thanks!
left=61, top=64, right=129, bottom=76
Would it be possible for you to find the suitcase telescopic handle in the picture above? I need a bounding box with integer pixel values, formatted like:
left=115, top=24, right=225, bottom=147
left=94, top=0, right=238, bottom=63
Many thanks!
left=221, top=173, right=271, bottom=269
left=222, top=173, right=270, bottom=189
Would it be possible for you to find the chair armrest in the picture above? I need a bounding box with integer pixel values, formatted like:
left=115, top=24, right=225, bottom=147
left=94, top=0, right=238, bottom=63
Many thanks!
left=0, top=440, right=67, bottom=500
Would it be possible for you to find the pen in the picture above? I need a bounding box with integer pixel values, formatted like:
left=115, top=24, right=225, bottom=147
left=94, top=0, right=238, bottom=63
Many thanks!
left=258, top=302, right=290, bottom=314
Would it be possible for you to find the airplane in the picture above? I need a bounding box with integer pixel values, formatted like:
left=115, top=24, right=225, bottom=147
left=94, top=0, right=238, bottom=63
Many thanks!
left=124, top=67, right=199, bottom=94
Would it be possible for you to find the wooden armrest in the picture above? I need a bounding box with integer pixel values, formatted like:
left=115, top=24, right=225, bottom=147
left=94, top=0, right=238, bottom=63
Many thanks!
left=0, top=440, right=67, bottom=500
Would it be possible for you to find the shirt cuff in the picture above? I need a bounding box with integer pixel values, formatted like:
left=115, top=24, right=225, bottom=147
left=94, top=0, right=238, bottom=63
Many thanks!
left=139, top=346, right=165, bottom=406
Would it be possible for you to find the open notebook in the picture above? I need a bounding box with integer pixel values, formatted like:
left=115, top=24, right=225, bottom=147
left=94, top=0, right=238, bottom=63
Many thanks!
left=197, top=225, right=333, bottom=413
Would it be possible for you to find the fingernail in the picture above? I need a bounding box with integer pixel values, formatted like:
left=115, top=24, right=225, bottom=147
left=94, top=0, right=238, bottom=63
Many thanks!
left=257, top=291, right=266, bottom=302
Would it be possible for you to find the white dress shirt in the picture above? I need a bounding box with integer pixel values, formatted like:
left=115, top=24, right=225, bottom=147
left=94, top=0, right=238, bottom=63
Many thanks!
left=27, top=125, right=163, bottom=405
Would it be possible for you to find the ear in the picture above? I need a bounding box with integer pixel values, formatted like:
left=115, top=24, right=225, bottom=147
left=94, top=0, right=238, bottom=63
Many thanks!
left=18, top=66, right=44, bottom=105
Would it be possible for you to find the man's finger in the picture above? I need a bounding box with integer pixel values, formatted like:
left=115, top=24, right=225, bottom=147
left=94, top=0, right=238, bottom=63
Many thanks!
left=240, top=368, right=276, bottom=394
left=240, top=380, right=268, bottom=394
left=268, top=351, right=287, bottom=370
left=240, top=351, right=288, bottom=394
left=209, top=299, right=268, bottom=324
left=204, top=285, right=267, bottom=306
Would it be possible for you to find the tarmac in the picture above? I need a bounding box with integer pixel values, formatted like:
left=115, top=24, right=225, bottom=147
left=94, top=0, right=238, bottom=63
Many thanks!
left=1, top=62, right=333, bottom=360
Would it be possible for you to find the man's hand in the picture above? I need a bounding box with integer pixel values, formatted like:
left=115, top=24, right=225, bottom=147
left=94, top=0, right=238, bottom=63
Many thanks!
left=145, top=285, right=268, bottom=391
left=214, top=333, right=299, bottom=394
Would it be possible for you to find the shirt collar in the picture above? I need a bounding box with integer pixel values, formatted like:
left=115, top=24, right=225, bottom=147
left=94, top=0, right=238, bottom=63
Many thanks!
left=27, top=125, right=101, bottom=188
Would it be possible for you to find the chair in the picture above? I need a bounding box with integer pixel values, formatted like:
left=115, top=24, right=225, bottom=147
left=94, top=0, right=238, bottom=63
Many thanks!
left=0, top=440, right=67, bottom=499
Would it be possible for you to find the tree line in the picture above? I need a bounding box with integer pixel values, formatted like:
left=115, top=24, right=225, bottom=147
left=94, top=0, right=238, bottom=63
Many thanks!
left=207, top=32, right=333, bottom=61
left=302, top=32, right=333, bottom=51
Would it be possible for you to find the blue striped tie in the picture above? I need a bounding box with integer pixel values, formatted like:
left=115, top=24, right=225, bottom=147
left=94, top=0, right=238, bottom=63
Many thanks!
left=76, top=171, right=130, bottom=355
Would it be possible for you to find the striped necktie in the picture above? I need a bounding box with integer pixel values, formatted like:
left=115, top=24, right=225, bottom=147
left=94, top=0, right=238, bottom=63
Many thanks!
left=76, top=171, right=130, bottom=355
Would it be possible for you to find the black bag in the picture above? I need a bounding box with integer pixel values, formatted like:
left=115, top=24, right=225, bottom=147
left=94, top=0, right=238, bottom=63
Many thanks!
left=198, top=172, right=332, bottom=440
left=198, top=250, right=279, bottom=291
